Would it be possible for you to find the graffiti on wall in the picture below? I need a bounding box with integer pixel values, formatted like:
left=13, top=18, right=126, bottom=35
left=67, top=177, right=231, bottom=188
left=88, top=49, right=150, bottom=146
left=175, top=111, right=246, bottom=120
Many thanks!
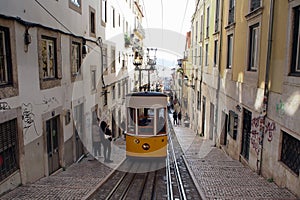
left=22, top=103, right=39, bottom=136
left=0, top=102, right=11, bottom=111
left=35, top=95, right=59, bottom=112
left=251, top=116, right=276, bottom=154
left=276, top=100, right=285, bottom=115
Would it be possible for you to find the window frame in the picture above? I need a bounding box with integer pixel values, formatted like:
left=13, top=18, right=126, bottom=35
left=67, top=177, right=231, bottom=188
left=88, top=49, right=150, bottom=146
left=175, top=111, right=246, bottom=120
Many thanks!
left=248, top=23, right=260, bottom=71
left=102, top=45, right=108, bottom=74
left=227, top=34, right=233, bottom=69
left=69, top=0, right=82, bottom=14
left=206, top=6, right=210, bottom=38
left=250, top=0, right=262, bottom=12
left=290, top=5, right=300, bottom=76
left=280, top=130, right=300, bottom=176
left=0, top=26, right=12, bottom=86
left=38, top=28, right=62, bottom=90
left=41, top=36, right=57, bottom=79
left=228, top=0, right=235, bottom=25
left=101, top=0, right=107, bottom=26
left=215, top=0, right=220, bottom=32
left=89, top=6, right=96, bottom=37
left=205, top=43, right=209, bottom=67
left=111, top=47, right=116, bottom=73
left=70, top=40, right=82, bottom=78
left=91, top=67, right=96, bottom=92
left=214, top=39, right=218, bottom=67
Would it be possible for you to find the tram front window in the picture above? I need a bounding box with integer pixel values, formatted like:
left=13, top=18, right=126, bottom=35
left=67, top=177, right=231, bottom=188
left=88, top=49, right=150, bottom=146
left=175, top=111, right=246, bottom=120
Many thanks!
left=138, top=108, right=154, bottom=135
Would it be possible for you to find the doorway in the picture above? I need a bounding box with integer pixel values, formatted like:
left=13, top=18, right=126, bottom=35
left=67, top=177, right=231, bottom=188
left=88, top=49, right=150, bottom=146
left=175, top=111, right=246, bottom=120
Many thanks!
left=241, top=108, right=251, bottom=160
left=46, top=116, right=60, bottom=174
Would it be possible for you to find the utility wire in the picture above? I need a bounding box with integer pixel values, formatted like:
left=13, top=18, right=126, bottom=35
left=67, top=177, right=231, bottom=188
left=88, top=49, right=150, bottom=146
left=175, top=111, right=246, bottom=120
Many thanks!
left=179, top=0, right=190, bottom=35
left=141, top=0, right=152, bottom=45
left=34, top=0, right=73, bottom=34
left=160, top=0, right=164, bottom=67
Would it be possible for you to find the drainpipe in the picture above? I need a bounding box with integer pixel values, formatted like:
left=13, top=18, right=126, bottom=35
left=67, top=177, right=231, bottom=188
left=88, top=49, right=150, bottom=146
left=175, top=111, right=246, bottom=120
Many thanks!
left=258, top=0, right=274, bottom=175
left=214, top=0, right=224, bottom=147
left=97, top=37, right=106, bottom=88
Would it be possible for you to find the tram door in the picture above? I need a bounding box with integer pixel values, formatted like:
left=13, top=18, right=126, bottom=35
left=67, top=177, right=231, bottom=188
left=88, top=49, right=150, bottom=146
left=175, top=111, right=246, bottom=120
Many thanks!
left=46, top=116, right=60, bottom=175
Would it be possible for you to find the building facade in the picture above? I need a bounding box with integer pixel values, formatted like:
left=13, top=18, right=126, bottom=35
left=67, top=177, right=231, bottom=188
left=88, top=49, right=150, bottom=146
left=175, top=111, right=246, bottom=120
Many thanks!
left=0, top=0, right=140, bottom=194
left=179, top=0, right=300, bottom=197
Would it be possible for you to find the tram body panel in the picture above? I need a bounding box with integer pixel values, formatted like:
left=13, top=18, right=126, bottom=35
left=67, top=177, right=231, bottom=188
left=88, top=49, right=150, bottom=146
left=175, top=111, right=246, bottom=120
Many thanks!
left=126, top=134, right=167, bottom=157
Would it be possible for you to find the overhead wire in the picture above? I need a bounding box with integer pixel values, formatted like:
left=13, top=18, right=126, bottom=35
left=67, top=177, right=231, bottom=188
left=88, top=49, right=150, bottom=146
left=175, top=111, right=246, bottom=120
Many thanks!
left=160, top=0, right=164, bottom=67
left=141, top=0, right=152, bottom=45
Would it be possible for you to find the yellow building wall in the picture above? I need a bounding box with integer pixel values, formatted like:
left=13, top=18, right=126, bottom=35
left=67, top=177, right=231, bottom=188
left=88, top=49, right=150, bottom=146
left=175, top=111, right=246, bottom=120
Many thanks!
left=269, top=1, right=288, bottom=94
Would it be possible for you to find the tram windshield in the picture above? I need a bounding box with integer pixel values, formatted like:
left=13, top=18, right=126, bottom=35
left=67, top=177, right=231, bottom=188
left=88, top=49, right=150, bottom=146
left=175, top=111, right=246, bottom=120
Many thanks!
left=126, top=107, right=167, bottom=135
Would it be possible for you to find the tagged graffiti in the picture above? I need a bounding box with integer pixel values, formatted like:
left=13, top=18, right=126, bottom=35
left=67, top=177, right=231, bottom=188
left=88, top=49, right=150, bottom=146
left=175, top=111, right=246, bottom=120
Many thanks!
left=265, top=121, right=276, bottom=142
left=0, top=102, right=11, bottom=111
left=276, top=100, right=285, bottom=115
left=36, top=95, right=59, bottom=112
left=251, top=116, right=276, bottom=154
left=22, top=103, right=39, bottom=136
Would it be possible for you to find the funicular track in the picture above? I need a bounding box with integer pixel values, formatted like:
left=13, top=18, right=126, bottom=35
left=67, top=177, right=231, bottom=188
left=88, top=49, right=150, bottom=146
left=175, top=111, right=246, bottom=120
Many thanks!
left=88, top=157, right=167, bottom=200
left=166, top=117, right=202, bottom=200
left=89, top=116, right=201, bottom=200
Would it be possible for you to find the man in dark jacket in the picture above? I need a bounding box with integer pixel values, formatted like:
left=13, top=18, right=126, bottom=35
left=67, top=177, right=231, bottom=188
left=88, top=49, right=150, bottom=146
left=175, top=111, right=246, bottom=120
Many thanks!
left=100, top=121, right=113, bottom=163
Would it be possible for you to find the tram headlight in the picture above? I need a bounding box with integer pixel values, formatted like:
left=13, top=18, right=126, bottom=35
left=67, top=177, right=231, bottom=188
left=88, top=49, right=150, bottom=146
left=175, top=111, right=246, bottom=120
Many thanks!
left=134, top=139, right=140, bottom=144
left=142, top=143, right=150, bottom=150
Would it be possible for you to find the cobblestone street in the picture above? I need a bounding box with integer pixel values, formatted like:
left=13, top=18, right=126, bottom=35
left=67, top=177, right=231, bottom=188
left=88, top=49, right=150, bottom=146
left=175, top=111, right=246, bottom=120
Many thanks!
left=173, top=124, right=298, bottom=200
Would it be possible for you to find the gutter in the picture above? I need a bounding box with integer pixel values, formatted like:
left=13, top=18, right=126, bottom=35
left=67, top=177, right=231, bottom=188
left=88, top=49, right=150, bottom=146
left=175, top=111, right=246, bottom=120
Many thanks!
left=258, top=0, right=275, bottom=175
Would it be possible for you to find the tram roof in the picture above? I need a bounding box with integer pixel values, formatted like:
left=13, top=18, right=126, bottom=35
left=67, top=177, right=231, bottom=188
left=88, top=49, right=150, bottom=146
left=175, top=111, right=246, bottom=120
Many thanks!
left=126, top=92, right=168, bottom=97
left=126, top=92, right=168, bottom=108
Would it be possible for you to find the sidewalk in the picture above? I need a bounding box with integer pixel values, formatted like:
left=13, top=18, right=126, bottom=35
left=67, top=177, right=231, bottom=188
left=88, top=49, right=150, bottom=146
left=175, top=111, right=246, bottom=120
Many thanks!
left=172, top=124, right=298, bottom=200
left=0, top=139, right=127, bottom=200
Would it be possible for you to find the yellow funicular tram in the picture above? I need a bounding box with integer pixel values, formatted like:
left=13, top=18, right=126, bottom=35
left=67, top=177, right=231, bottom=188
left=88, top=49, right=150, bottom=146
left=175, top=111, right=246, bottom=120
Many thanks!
left=125, top=92, right=168, bottom=158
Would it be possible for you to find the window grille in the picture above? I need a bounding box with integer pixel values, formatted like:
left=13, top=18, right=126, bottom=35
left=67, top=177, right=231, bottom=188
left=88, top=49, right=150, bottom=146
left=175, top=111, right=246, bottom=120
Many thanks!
left=281, top=131, right=300, bottom=175
left=0, top=119, right=18, bottom=182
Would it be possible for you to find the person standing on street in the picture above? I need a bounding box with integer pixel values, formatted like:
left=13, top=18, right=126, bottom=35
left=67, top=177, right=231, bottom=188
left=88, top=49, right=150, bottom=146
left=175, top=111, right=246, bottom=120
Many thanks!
left=92, top=118, right=102, bottom=158
left=178, top=111, right=182, bottom=126
left=100, top=121, right=113, bottom=163
left=173, top=110, right=178, bottom=126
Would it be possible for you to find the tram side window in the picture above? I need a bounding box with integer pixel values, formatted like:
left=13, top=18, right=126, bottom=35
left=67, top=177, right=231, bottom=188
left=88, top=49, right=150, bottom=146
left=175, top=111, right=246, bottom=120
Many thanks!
left=157, top=108, right=166, bottom=134
left=127, top=107, right=136, bottom=134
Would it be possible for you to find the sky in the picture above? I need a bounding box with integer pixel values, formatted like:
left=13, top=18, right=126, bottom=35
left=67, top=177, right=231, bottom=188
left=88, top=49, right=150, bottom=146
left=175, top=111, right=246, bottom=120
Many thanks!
left=140, top=0, right=195, bottom=68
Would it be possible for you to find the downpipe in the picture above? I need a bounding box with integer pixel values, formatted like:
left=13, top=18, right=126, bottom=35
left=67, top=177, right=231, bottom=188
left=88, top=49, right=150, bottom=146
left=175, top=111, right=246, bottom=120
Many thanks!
left=258, top=0, right=274, bottom=175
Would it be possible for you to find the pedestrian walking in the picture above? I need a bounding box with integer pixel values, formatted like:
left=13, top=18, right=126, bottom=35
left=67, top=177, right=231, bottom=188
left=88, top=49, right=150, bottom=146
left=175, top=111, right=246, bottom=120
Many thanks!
left=173, top=110, right=178, bottom=125
left=100, top=121, right=113, bottom=163
left=92, top=118, right=102, bottom=158
left=178, top=111, right=182, bottom=126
